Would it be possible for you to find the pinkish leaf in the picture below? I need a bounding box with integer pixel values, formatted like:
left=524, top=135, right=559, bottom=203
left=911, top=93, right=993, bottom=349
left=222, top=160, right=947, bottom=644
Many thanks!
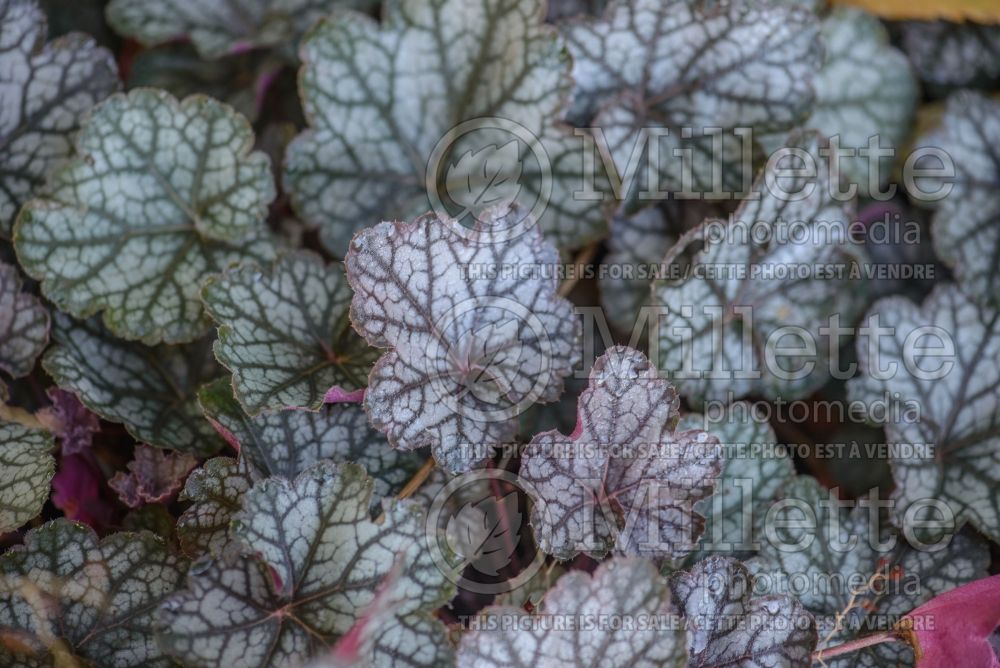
left=902, top=574, right=1000, bottom=668
left=40, top=387, right=100, bottom=455
left=51, top=453, right=115, bottom=529
left=108, top=444, right=198, bottom=508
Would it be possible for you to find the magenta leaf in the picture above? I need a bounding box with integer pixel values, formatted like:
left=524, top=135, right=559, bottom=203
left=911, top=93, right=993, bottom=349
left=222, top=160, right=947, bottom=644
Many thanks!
left=109, top=444, right=198, bottom=508
left=902, top=574, right=1000, bottom=668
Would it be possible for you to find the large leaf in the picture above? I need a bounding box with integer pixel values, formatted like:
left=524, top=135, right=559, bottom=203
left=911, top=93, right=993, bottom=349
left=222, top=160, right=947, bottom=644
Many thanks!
left=202, top=250, right=375, bottom=414
left=0, top=421, right=54, bottom=533
left=521, top=346, right=722, bottom=561
left=651, top=132, right=864, bottom=406
left=345, top=208, right=580, bottom=473
left=752, top=475, right=990, bottom=666
left=0, top=519, right=188, bottom=667
left=807, top=8, right=917, bottom=194
left=106, top=0, right=376, bottom=60
left=0, top=0, right=119, bottom=238
left=14, top=88, right=276, bottom=344
left=671, top=556, right=816, bottom=667
left=913, top=91, right=1000, bottom=307
left=43, top=314, right=223, bottom=455
left=457, top=557, right=686, bottom=666
left=563, top=0, right=820, bottom=198
left=847, top=284, right=1000, bottom=542
left=159, top=462, right=454, bottom=667
left=284, top=0, right=604, bottom=256
left=897, top=21, right=1000, bottom=91
left=0, top=261, right=48, bottom=378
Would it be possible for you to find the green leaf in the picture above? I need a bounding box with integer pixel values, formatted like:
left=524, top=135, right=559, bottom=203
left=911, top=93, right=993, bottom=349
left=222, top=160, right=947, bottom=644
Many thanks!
left=345, top=209, right=580, bottom=473
left=914, top=91, right=1000, bottom=307
left=14, top=88, right=276, bottom=344
left=752, top=476, right=990, bottom=666
left=651, top=132, right=864, bottom=406
left=0, top=422, right=54, bottom=533
left=0, top=262, right=48, bottom=378
left=457, top=557, right=686, bottom=666
left=284, top=0, right=604, bottom=255
left=563, top=0, right=820, bottom=196
left=159, top=462, right=454, bottom=667
left=0, top=519, right=188, bottom=667
left=848, top=284, right=1000, bottom=542
left=0, top=0, right=119, bottom=239
left=176, top=456, right=255, bottom=558
left=43, top=314, right=223, bottom=455
left=671, top=556, right=816, bottom=668
left=202, top=251, right=375, bottom=414
left=106, top=0, right=377, bottom=60
left=521, top=346, right=722, bottom=561
left=808, top=8, right=917, bottom=195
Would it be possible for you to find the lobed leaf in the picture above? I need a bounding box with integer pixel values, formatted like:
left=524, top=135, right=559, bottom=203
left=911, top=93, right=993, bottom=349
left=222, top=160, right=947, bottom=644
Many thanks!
left=521, top=346, right=723, bottom=561
left=109, top=444, right=199, bottom=508
left=202, top=250, right=375, bottom=414
left=43, top=314, right=223, bottom=455
left=176, top=456, right=256, bottom=558
left=0, top=421, right=54, bottom=533
left=345, top=208, right=580, bottom=473
left=0, top=0, right=119, bottom=238
left=14, top=88, right=276, bottom=344
left=0, top=261, right=48, bottom=378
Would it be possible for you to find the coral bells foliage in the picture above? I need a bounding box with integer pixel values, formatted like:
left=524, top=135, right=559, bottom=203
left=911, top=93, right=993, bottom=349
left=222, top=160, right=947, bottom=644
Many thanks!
left=1, top=0, right=999, bottom=666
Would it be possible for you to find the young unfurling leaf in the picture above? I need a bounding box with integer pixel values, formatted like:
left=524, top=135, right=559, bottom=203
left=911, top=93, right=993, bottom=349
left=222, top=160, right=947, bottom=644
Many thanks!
left=0, top=422, right=54, bottom=533
left=0, top=261, right=48, bottom=378
left=0, top=519, right=187, bottom=667
left=109, top=444, right=199, bottom=508
left=457, top=557, right=686, bottom=666
left=14, top=88, right=276, bottom=344
left=0, top=0, right=119, bottom=238
left=345, top=208, right=579, bottom=473
left=201, top=251, right=375, bottom=414
left=521, top=346, right=722, bottom=561
left=848, top=285, right=1000, bottom=543
left=159, top=462, right=454, bottom=667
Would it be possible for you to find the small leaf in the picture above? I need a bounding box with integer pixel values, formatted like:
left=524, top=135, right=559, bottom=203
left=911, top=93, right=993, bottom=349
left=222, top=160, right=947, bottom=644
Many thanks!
left=0, top=421, right=54, bottom=533
left=0, top=519, right=187, bottom=667
left=446, top=491, right=521, bottom=576
left=521, top=346, right=722, bottom=561
left=0, top=261, right=49, bottom=379
left=106, top=0, right=378, bottom=60
left=159, top=462, right=454, bottom=667
left=345, top=208, right=580, bottom=473
left=913, top=91, right=1000, bottom=307
left=14, top=88, right=276, bottom=344
left=808, top=8, right=917, bottom=194
left=671, top=556, right=817, bottom=668
left=51, top=452, right=115, bottom=529
left=175, top=456, right=256, bottom=557
left=898, top=21, right=1000, bottom=91
left=457, top=557, right=687, bottom=666
left=201, top=250, right=375, bottom=414
left=109, top=444, right=198, bottom=508
left=43, top=314, right=223, bottom=455
left=40, top=387, right=100, bottom=456
left=848, top=284, right=1000, bottom=542
left=284, top=0, right=604, bottom=255
left=0, top=0, right=119, bottom=238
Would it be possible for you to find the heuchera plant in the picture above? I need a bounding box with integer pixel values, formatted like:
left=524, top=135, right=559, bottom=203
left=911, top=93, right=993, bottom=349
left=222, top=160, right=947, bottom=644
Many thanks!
left=0, top=0, right=999, bottom=666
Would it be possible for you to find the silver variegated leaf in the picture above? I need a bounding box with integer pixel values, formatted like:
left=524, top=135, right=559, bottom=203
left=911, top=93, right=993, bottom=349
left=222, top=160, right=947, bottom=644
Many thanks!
left=898, top=21, right=1000, bottom=91
left=14, top=88, right=276, bottom=344
left=284, top=0, right=604, bottom=255
left=913, top=91, right=1000, bottom=307
left=0, top=261, right=48, bottom=378
left=563, top=0, right=820, bottom=196
left=521, top=346, right=722, bottom=561
left=0, top=519, right=187, bottom=667
left=678, top=404, right=794, bottom=562
left=651, top=132, right=864, bottom=406
left=0, top=421, right=54, bottom=533
left=106, top=0, right=377, bottom=60
left=159, top=462, right=454, bottom=667
left=42, top=314, right=223, bottom=455
left=345, top=209, right=580, bottom=473
left=671, top=556, right=816, bottom=667
left=0, top=0, right=119, bottom=238
left=807, top=8, right=917, bottom=195
left=176, top=455, right=256, bottom=558
left=847, top=284, right=1000, bottom=542
left=752, top=475, right=990, bottom=667
left=457, top=557, right=686, bottom=667
left=202, top=250, right=375, bottom=414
